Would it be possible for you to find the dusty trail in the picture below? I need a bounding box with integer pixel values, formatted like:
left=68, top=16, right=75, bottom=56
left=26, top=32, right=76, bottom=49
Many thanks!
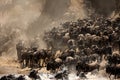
left=0, top=56, right=19, bottom=74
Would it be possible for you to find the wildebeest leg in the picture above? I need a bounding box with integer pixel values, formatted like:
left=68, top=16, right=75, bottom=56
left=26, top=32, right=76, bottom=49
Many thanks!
left=108, top=74, right=111, bottom=80
left=41, top=59, right=43, bottom=67
left=29, top=60, right=32, bottom=67
left=28, top=59, right=31, bottom=68
left=62, top=76, right=63, bottom=80
left=100, top=55, right=104, bottom=61
left=99, top=55, right=102, bottom=62
left=25, top=59, right=29, bottom=67
left=30, top=59, right=33, bottom=68
left=29, top=59, right=31, bottom=67
left=40, top=59, right=45, bottom=67
left=38, top=59, right=41, bottom=68
left=20, top=61, right=24, bottom=69
left=114, top=75, right=116, bottom=80
left=42, top=59, right=45, bottom=67
left=34, top=59, right=38, bottom=68
left=43, top=59, right=46, bottom=67
left=44, top=59, right=48, bottom=67
left=115, top=75, right=117, bottom=80
left=24, top=59, right=27, bottom=67
left=39, top=59, right=42, bottom=67
left=103, top=55, right=107, bottom=60
left=118, top=43, right=120, bottom=54
left=23, top=59, right=27, bottom=68
left=76, top=71, right=80, bottom=76
left=38, top=59, right=41, bottom=67
left=22, top=60, right=25, bottom=68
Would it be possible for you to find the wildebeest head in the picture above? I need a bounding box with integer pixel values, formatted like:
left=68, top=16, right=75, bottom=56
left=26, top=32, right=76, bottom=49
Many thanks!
left=17, top=75, right=25, bottom=80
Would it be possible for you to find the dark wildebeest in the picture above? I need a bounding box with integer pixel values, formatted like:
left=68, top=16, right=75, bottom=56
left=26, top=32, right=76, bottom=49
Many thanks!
left=16, top=75, right=26, bottom=80
left=28, top=70, right=41, bottom=80
left=59, top=49, right=75, bottom=63
left=20, top=48, right=33, bottom=68
left=93, top=45, right=112, bottom=61
left=106, top=64, right=120, bottom=79
left=16, top=41, right=25, bottom=61
left=107, top=54, right=120, bottom=65
left=55, top=70, right=68, bottom=80
left=0, top=74, right=16, bottom=80
left=46, top=58, right=63, bottom=73
left=76, top=60, right=100, bottom=76
left=37, top=49, right=53, bottom=67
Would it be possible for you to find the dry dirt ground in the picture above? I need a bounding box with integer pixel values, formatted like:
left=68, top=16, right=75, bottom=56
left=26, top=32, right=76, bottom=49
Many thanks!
left=0, top=56, right=51, bottom=76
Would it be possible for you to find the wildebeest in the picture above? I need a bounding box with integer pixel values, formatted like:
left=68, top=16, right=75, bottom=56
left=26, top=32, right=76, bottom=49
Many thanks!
left=0, top=74, right=16, bottom=80
left=20, top=48, right=33, bottom=68
left=16, top=40, right=25, bottom=61
left=54, top=70, right=68, bottom=80
left=16, top=75, right=26, bottom=80
left=28, top=70, right=41, bottom=80
left=46, top=58, right=63, bottom=73
left=93, top=45, right=112, bottom=61
left=106, top=64, right=120, bottom=79
left=37, top=49, right=53, bottom=67
left=76, top=60, right=100, bottom=76
left=59, top=49, right=75, bottom=62
left=107, top=54, right=120, bottom=65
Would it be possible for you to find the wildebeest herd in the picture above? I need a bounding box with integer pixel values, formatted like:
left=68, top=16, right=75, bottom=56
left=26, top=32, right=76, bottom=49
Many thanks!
left=5, top=16, right=120, bottom=80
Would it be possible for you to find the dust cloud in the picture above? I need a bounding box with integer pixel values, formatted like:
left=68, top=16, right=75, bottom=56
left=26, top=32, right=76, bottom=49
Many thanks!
left=84, top=0, right=116, bottom=16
